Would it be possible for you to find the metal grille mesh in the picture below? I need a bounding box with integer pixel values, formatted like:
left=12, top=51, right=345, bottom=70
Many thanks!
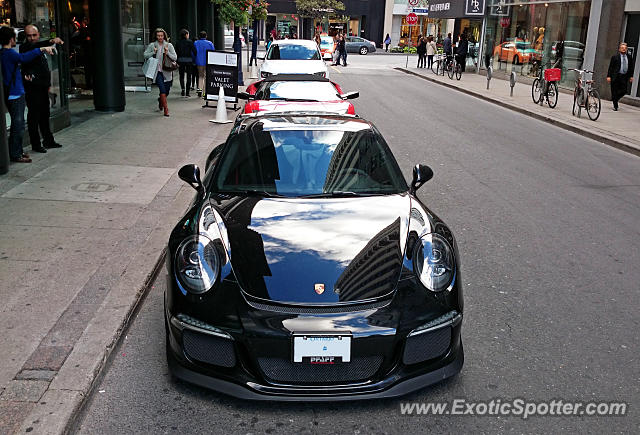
left=402, top=327, right=451, bottom=365
left=183, top=329, right=236, bottom=368
left=258, top=356, right=383, bottom=384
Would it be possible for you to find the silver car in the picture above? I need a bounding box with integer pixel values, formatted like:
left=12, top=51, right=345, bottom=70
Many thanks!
left=345, top=36, right=377, bottom=55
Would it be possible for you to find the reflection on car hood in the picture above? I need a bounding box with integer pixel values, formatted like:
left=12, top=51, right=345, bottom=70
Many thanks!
left=261, top=60, right=328, bottom=76
left=221, top=195, right=410, bottom=304
left=252, top=100, right=351, bottom=114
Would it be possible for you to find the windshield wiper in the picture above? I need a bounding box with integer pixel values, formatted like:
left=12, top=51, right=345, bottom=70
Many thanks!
left=300, top=191, right=377, bottom=198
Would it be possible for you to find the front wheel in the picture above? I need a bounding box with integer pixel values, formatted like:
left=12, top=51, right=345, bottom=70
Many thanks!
left=455, top=64, right=462, bottom=80
left=359, top=46, right=368, bottom=55
left=573, top=88, right=583, bottom=116
left=586, top=89, right=601, bottom=121
left=447, top=62, right=455, bottom=79
left=431, top=59, right=440, bottom=75
left=547, top=82, right=558, bottom=108
left=532, top=78, right=542, bottom=104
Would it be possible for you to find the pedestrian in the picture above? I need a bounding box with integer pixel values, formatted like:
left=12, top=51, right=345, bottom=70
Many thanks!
left=175, top=29, right=196, bottom=97
left=607, top=42, right=635, bottom=111
left=338, top=34, right=347, bottom=66
left=443, top=32, right=452, bottom=57
left=20, top=24, right=64, bottom=153
left=193, top=30, right=214, bottom=97
left=314, top=31, right=321, bottom=48
left=426, top=36, right=437, bottom=70
left=384, top=33, right=391, bottom=52
left=417, top=35, right=426, bottom=68
left=266, top=34, right=274, bottom=51
left=1, top=26, right=55, bottom=163
left=331, top=34, right=339, bottom=65
left=456, top=33, right=468, bottom=72
left=143, top=28, right=177, bottom=117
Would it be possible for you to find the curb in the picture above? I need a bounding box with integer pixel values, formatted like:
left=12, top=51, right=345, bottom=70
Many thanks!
left=395, top=67, right=640, bottom=158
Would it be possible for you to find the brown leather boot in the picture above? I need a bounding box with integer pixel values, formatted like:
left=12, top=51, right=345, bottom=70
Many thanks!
left=160, top=94, right=169, bottom=117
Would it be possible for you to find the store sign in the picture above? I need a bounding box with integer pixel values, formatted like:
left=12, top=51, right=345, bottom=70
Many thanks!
left=430, top=2, right=452, bottom=13
left=465, top=0, right=485, bottom=16
left=205, top=50, right=239, bottom=103
left=489, top=1, right=510, bottom=16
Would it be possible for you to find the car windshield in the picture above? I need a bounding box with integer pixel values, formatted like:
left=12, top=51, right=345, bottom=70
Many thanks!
left=320, top=38, right=334, bottom=48
left=267, top=44, right=321, bottom=60
left=255, top=81, right=340, bottom=101
left=212, top=124, right=407, bottom=197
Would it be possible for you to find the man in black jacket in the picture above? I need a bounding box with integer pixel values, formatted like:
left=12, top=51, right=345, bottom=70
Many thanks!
left=607, top=42, right=635, bottom=111
left=19, top=25, right=63, bottom=152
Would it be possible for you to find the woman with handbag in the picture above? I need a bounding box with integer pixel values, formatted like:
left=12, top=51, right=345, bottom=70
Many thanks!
left=144, top=28, right=177, bottom=116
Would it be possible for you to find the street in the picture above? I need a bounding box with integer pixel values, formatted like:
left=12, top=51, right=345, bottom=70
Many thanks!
left=74, top=55, right=639, bottom=433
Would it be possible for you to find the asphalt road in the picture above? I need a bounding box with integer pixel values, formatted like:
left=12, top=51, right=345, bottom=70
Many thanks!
left=75, top=57, right=640, bottom=434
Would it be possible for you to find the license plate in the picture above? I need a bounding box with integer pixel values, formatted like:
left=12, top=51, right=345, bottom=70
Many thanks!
left=293, top=334, right=351, bottom=363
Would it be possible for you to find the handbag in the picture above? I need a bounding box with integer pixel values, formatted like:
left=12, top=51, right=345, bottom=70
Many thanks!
left=162, top=52, right=178, bottom=71
left=142, top=56, right=159, bottom=79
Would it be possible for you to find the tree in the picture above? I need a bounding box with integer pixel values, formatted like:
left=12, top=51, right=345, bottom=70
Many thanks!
left=295, top=0, right=345, bottom=21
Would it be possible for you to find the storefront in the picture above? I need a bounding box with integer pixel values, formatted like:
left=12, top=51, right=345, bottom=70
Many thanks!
left=265, top=13, right=301, bottom=39
left=481, top=0, right=591, bottom=88
left=428, top=0, right=486, bottom=72
left=391, top=0, right=449, bottom=47
left=623, top=0, right=640, bottom=101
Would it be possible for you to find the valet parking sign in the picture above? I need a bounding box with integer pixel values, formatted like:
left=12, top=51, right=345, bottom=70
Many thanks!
left=205, top=50, right=239, bottom=103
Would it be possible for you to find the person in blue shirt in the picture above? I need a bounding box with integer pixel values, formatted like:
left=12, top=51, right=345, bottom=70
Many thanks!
left=0, top=26, right=55, bottom=163
left=193, top=31, right=214, bottom=96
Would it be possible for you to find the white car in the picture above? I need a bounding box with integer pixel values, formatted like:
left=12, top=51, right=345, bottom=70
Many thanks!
left=259, top=39, right=329, bottom=79
left=224, top=29, right=245, bottom=50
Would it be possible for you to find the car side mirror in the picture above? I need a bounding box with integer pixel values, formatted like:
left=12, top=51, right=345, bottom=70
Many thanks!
left=237, top=91, right=253, bottom=100
left=178, top=164, right=205, bottom=197
left=410, top=164, right=433, bottom=194
left=340, top=91, right=359, bottom=100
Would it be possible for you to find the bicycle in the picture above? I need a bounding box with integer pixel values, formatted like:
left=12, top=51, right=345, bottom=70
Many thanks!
left=531, top=63, right=559, bottom=108
left=447, top=55, right=462, bottom=80
left=432, top=53, right=453, bottom=76
left=569, top=68, right=601, bottom=121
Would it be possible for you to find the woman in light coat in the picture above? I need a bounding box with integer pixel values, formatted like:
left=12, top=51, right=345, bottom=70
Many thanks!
left=426, top=36, right=437, bottom=70
left=144, top=28, right=177, bottom=116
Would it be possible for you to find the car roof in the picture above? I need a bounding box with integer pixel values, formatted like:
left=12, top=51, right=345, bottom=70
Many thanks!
left=237, top=113, right=370, bottom=133
left=262, top=74, right=330, bottom=83
left=271, top=39, right=318, bottom=48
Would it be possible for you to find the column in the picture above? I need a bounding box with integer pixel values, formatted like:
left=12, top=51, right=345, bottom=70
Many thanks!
left=90, top=0, right=125, bottom=112
left=213, top=4, right=225, bottom=50
left=149, top=0, right=174, bottom=41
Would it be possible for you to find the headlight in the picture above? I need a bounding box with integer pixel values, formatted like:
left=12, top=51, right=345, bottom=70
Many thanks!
left=314, top=71, right=326, bottom=78
left=174, top=235, right=220, bottom=294
left=260, top=71, right=272, bottom=78
left=413, top=233, right=455, bottom=292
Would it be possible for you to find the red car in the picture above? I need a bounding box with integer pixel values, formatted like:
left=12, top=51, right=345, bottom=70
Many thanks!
left=240, top=74, right=357, bottom=115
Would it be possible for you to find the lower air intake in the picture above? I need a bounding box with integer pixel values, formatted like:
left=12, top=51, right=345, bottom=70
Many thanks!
left=183, top=329, right=236, bottom=368
left=258, top=356, right=383, bottom=384
left=402, top=327, right=451, bottom=365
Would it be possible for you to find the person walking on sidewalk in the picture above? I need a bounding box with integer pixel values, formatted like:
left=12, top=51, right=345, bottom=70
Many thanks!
left=607, top=42, right=634, bottom=111
left=338, top=34, right=347, bottom=66
left=426, top=36, right=437, bottom=70
left=194, top=31, right=214, bottom=97
left=144, top=28, right=177, bottom=117
left=20, top=24, right=64, bottom=153
left=443, top=33, right=452, bottom=57
left=176, top=29, right=196, bottom=97
left=1, top=26, right=55, bottom=163
left=384, top=34, right=391, bottom=52
left=417, top=35, right=426, bottom=68
left=456, top=33, right=468, bottom=73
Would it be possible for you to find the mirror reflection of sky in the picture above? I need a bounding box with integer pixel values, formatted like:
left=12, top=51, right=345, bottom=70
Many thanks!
left=266, top=81, right=340, bottom=101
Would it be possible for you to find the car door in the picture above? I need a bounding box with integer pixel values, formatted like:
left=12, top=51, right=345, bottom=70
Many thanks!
left=345, top=37, right=357, bottom=53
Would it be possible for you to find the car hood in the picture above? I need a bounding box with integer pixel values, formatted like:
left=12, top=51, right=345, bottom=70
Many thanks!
left=260, top=60, right=329, bottom=77
left=221, top=195, right=410, bottom=304
left=250, top=100, right=351, bottom=114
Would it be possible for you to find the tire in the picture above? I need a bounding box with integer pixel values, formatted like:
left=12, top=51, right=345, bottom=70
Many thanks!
left=532, top=78, right=542, bottom=104
left=359, top=46, right=368, bottom=55
left=512, top=55, right=519, bottom=65
left=455, top=64, right=462, bottom=80
left=547, top=82, right=558, bottom=108
left=586, top=89, right=601, bottom=121
left=431, top=59, right=440, bottom=75
left=447, top=62, right=455, bottom=79
left=572, top=88, right=582, bottom=116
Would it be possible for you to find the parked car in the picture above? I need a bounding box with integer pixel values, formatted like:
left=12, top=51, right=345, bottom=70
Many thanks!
left=238, top=74, right=358, bottom=115
left=224, top=29, right=246, bottom=50
left=319, top=35, right=336, bottom=61
left=494, top=39, right=541, bottom=65
left=259, top=39, right=329, bottom=79
left=345, top=36, right=376, bottom=55
left=167, top=112, right=464, bottom=400
left=552, top=40, right=585, bottom=70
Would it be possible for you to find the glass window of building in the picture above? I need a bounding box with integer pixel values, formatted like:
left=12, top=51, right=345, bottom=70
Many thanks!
left=121, top=0, right=149, bottom=89
left=482, top=0, right=591, bottom=88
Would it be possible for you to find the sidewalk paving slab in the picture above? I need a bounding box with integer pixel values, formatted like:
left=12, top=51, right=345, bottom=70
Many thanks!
left=396, top=67, right=640, bottom=156
left=0, top=91, right=235, bottom=434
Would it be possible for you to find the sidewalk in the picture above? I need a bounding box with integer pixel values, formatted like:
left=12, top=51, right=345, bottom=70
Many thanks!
left=397, top=66, right=640, bottom=156
left=0, top=91, right=234, bottom=434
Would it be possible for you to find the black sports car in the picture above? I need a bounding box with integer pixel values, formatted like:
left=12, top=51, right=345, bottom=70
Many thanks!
left=165, top=113, right=463, bottom=400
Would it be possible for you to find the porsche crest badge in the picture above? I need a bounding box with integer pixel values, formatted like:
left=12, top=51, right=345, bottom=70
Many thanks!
left=314, top=283, right=325, bottom=295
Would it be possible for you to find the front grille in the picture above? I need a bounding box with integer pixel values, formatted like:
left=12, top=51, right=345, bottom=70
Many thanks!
left=402, top=327, right=451, bottom=365
left=246, top=299, right=389, bottom=314
left=183, top=329, right=236, bottom=368
left=258, top=356, right=383, bottom=384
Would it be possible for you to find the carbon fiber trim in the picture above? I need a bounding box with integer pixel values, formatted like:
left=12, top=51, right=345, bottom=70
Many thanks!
left=258, top=356, right=383, bottom=384
left=245, top=299, right=389, bottom=314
